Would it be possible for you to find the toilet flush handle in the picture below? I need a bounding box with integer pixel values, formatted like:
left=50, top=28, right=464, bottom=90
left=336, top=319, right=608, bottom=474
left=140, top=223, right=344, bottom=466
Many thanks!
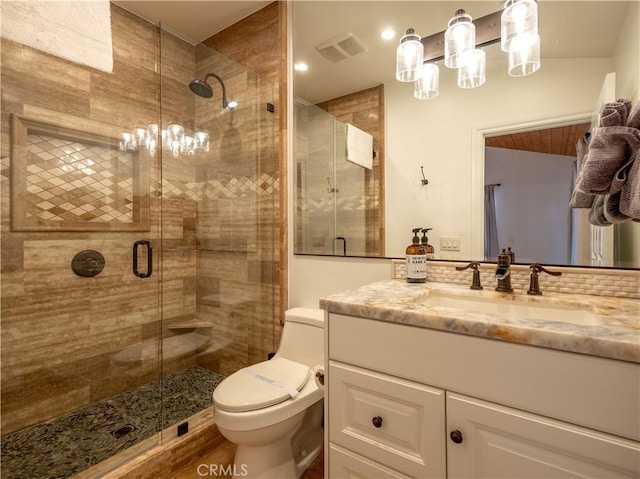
left=315, top=370, right=325, bottom=386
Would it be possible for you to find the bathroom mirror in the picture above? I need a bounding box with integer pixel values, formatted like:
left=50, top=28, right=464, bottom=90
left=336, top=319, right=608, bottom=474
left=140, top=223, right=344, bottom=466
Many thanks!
left=293, top=0, right=640, bottom=268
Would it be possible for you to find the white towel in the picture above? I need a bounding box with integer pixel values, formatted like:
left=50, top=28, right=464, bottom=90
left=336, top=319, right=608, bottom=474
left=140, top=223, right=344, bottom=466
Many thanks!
left=346, top=123, right=373, bottom=170
left=1, top=0, right=113, bottom=73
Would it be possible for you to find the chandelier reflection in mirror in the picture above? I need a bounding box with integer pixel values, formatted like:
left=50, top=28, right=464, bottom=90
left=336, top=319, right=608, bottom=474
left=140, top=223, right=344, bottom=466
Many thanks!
left=119, top=123, right=210, bottom=158
left=397, top=0, right=540, bottom=100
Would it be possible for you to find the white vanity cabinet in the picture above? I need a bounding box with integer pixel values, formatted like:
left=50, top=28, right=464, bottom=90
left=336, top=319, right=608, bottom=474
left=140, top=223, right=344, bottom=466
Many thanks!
left=326, top=313, right=640, bottom=479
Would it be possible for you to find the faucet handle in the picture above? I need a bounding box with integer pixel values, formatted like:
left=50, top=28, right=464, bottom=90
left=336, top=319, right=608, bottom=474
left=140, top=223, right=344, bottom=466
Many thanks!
left=527, top=263, right=562, bottom=295
left=455, top=262, right=483, bottom=290
left=455, top=261, right=480, bottom=272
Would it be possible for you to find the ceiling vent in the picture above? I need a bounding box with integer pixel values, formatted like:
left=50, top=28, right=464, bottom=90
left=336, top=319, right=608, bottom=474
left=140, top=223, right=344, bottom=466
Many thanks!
left=315, top=32, right=368, bottom=63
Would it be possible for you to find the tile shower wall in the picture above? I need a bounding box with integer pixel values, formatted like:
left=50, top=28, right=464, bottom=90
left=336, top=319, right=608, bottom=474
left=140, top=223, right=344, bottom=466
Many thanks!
left=0, top=5, right=163, bottom=436
left=159, top=37, right=277, bottom=377
left=201, top=0, right=284, bottom=351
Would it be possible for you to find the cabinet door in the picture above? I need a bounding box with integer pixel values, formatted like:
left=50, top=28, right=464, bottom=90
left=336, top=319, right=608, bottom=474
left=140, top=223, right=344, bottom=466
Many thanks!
left=447, top=392, right=640, bottom=479
left=329, top=444, right=411, bottom=479
left=329, top=361, right=446, bottom=478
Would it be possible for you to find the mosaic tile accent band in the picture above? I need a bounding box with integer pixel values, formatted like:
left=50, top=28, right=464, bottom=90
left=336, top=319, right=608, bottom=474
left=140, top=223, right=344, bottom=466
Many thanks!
left=391, top=259, right=640, bottom=299
left=162, top=174, right=278, bottom=200
left=297, top=195, right=378, bottom=213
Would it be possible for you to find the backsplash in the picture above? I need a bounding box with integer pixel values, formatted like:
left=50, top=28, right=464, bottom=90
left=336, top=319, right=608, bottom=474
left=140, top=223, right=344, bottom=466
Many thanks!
left=391, top=260, right=640, bottom=299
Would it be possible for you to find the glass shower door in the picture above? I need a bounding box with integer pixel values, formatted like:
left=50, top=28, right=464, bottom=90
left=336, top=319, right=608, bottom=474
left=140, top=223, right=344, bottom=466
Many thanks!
left=157, top=26, right=276, bottom=434
left=294, top=99, right=339, bottom=255
left=0, top=5, right=163, bottom=477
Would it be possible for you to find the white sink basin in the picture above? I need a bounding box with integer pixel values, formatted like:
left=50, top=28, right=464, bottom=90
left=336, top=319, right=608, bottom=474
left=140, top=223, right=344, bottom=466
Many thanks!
left=420, top=291, right=599, bottom=326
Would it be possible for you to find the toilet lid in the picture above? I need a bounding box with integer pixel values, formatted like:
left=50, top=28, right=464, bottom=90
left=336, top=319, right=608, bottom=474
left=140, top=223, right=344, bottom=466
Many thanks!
left=213, top=358, right=310, bottom=412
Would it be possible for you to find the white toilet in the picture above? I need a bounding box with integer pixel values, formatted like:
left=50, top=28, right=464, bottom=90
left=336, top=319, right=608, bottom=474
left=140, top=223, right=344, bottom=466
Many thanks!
left=213, top=307, right=325, bottom=479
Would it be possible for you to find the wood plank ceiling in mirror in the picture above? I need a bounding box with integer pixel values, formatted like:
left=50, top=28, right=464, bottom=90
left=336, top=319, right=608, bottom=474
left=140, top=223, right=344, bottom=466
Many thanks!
left=485, top=123, right=591, bottom=157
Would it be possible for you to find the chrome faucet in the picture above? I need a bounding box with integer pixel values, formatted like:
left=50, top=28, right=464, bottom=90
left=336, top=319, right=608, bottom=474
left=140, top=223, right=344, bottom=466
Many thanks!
left=495, top=249, right=514, bottom=293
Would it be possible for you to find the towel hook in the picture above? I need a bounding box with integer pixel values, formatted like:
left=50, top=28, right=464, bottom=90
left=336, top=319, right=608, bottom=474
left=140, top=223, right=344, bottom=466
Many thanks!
left=420, top=166, right=429, bottom=187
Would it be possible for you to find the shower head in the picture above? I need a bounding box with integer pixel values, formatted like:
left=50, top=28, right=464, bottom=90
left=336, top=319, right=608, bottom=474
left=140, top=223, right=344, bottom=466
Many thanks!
left=189, top=78, right=213, bottom=98
left=189, top=73, right=237, bottom=109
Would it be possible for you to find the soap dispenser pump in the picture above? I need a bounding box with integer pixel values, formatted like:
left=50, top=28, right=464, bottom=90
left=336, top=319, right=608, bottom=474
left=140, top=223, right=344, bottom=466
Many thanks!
left=406, top=228, right=427, bottom=283
left=421, top=228, right=435, bottom=259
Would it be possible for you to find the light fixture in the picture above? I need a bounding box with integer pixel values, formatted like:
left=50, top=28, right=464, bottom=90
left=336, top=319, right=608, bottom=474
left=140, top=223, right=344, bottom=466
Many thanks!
left=414, top=63, right=439, bottom=100
left=501, top=0, right=538, bottom=53
left=396, top=2, right=542, bottom=99
left=444, top=9, right=475, bottom=69
left=395, top=28, right=423, bottom=82
left=508, top=33, right=540, bottom=76
left=458, top=49, right=486, bottom=88
left=294, top=62, right=308, bottom=72
left=119, top=123, right=209, bottom=158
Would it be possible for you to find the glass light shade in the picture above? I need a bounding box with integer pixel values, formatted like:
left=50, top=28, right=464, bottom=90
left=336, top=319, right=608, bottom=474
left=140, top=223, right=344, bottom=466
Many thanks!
left=508, top=34, right=540, bottom=76
left=132, top=127, right=146, bottom=147
left=161, top=129, right=170, bottom=149
left=119, top=132, right=134, bottom=152
left=444, top=10, right=475, bottom=69
left=166, top=124, right=184, bottom=143
left=501, top=0, right=538, bottom=52
left=457, top=49, right=486, bottom=89
left=414, top=63, right=439, bottom=100
left=145, top=124, right=158, bottom=155
left=396, top=28, right=423, bottom=82
left=194, top=131, right=210, bottom=152
left=147, top=123, right=159, bottom=137
left=182, top=135, right=195, bottom=155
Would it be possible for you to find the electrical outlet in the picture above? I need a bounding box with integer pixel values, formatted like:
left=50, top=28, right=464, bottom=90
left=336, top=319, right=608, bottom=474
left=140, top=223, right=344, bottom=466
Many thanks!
left=440, top=236, right=461, bottom=251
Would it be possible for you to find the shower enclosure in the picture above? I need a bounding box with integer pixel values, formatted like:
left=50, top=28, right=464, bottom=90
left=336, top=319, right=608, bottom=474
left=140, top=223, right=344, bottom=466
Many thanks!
left=294, top=99, right=372, bottom=256
left=0, top=7, right=276, bottom=478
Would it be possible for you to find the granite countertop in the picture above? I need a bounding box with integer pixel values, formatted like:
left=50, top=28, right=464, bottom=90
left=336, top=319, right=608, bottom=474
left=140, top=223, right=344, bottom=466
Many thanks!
left=320, top=280, right=640, bottom=363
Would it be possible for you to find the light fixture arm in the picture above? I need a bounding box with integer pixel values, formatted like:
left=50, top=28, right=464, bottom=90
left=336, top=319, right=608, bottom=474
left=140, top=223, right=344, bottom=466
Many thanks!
left=422, top=10, right=502, bottom=63
left=203, top=73, right=232, bottom=109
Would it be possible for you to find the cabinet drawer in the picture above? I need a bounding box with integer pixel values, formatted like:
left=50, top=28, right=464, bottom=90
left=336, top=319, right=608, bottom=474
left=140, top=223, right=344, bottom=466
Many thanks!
left=329, top=444, right=411, bottom=479
left=328, top=361, right=446, bottom=478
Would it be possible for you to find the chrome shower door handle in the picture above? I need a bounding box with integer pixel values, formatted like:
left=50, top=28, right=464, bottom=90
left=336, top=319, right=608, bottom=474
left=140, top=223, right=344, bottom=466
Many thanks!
left=133, top=240, right=152, bottom=278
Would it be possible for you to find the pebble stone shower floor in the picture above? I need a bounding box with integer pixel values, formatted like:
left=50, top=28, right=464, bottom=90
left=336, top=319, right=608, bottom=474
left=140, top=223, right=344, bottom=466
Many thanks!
left=0, top=366, right=225, bottom=479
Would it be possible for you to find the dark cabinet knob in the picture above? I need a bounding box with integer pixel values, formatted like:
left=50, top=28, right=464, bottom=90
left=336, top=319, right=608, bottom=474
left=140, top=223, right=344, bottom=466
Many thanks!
left=450, top=429, right=463, bottom=444
left=372, top=416, right=383, bottom=428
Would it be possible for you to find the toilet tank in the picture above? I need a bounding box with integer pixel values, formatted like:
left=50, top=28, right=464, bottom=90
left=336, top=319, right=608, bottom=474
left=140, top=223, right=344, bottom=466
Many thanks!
left=275, top=308, right=325, bottom=368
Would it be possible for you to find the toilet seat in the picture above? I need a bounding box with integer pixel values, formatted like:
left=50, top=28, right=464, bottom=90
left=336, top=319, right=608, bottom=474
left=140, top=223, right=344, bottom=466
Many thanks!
left=214, top=358, right=310, bottom=412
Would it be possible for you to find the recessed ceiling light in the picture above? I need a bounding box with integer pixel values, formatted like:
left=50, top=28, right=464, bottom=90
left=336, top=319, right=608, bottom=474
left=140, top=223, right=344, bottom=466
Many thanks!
left=380, top=29, right=396, bottom=40
left=294, top=62, right=308, bottom=72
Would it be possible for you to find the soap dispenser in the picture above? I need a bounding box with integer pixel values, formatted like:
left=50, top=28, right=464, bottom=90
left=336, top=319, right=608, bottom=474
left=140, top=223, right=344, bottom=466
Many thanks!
left=406, top=228, right=427, bottom=283
left=421, top=228, right=435, bottom=260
